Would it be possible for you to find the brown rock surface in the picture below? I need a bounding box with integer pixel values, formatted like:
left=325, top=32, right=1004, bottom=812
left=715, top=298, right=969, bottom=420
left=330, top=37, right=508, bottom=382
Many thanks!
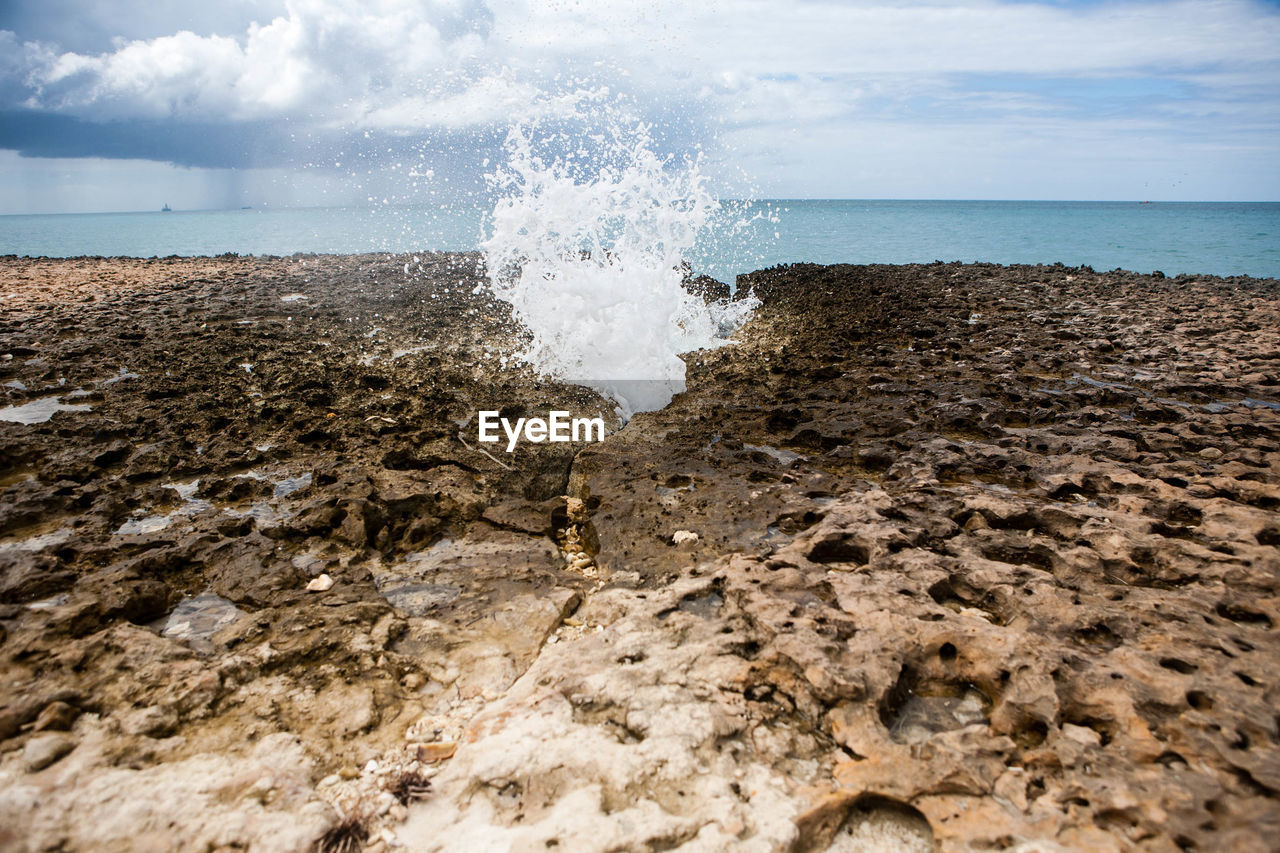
left=1, top=255, right=1277, bottom=851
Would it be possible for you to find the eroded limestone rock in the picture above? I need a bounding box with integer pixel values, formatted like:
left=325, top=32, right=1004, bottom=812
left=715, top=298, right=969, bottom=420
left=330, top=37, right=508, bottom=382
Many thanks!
left=1, top=257, right=1277, bottom=851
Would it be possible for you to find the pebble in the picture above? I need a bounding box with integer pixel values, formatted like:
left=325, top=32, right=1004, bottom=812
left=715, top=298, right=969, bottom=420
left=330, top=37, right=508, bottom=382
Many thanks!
left=306, top=573, right=335, bottom=592
left=23, top=733, right=75, bottom=771
left=1198, top=447, right=1223, bottom=460
left=1061, top=723, right=1103, bottom=748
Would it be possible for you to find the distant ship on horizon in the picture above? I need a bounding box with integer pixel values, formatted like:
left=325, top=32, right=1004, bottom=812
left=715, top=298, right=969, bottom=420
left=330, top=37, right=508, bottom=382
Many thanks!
left=161, top=203, right=172, bottom=212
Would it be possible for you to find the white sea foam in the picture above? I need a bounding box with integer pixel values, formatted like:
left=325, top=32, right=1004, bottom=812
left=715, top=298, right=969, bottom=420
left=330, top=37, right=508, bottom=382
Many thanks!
left=480, top=89, right=757, bottom=416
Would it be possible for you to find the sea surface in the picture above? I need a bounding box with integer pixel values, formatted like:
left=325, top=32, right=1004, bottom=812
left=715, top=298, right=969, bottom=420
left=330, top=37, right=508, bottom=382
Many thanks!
left=1, top=200, right=1277, bottom=281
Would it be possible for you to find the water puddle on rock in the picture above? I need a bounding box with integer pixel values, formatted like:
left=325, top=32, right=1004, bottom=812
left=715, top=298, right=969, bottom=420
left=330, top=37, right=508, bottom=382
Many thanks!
left=1048, top=372, right=1280, bottom=415
left=225, top=502, right=284, bottom=525
left=1069, top=373, right=1133, bottom=392
left=742, top=443, right=804, bottom=465
left=655, top=484, right=694, bottom=498
left=27, top=593, right=70, bottom=610
left=0, top=525, right=73, bottom=556
left=101, top=368, right=139, bottom=385
left=370, top=539, right=465, bottom=616
left=152, top=592, right=244, bottom=653
left=378, top=581, right=463, bottom=616
left=1205, top=397, right=1280, bottom=413
left=114, top=514, right=176, bottom=535
left=888, top=686, right=990, bottom=745
left=0, top=395, right=93, bottom=424
left=676, top=590, right=724, bottom=618
left=114, top=480, right=211, bottom=536
left=222, top=470, right=312, bottom=524
left=358, top=345, right=432, bottom=367
left=272, top=472, right=312, bottom=498
left=114, top=472, right=309, bottom=536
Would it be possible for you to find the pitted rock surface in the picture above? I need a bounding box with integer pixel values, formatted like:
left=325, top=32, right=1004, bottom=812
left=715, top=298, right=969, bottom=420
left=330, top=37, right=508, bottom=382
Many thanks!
left=1, top=255, right=1277, bottom=851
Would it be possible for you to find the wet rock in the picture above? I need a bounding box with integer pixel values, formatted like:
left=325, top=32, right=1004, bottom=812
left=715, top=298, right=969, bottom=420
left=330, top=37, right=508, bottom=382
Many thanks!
left=2, top=256, right=1278, bottom=851
left=480, top=499, right=559, bottom=536
left=0, top=551, right=74, bottom=604
left=683, top=273, right=731, bottom=303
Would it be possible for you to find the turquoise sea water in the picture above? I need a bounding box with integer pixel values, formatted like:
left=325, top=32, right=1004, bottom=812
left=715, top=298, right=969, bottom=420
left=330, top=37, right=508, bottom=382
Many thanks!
left=1, top=200, right=1277, bottom=281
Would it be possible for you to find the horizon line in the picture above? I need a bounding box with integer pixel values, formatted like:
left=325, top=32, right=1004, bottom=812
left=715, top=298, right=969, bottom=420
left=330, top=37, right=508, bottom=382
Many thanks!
left=3, top=198, right=1280, bottom=217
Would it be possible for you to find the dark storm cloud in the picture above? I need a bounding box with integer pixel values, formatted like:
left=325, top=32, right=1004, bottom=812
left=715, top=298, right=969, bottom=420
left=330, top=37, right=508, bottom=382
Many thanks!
left=0, top=0, right=285, bottom=54
left=0, top=110, right=291, bottom=168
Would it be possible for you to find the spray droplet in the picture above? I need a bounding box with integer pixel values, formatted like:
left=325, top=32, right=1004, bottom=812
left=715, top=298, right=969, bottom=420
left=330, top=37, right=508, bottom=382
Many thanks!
left=481, top=89, right=756, bottom=416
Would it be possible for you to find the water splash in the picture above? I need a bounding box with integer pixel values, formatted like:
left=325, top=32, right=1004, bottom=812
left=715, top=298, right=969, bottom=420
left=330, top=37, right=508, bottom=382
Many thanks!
left=480, top=89, right=757, bottom=416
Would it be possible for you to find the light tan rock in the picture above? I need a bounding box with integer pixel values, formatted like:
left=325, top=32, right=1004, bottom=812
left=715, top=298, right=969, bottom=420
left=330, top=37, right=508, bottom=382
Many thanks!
left=22, top=733, right=74, bottom=772
left=305, top=573, right=335, bottom=592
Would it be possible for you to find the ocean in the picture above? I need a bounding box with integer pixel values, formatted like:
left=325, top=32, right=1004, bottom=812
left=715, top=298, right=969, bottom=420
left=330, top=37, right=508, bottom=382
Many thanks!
left=1, top=200, right=1277, bottom=282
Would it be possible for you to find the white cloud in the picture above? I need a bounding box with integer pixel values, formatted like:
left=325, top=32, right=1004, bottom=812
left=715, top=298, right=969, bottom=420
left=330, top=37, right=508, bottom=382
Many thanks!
left=10, top=0, right=1276, bottom=127
left=15, top=0, right=495, bottom=121
left=1, top=0, right=1278, bottom=201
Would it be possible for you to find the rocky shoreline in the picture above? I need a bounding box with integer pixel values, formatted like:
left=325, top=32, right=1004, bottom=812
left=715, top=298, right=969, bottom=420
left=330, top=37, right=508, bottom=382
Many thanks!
left=0, top=254, right=1277, bottom=851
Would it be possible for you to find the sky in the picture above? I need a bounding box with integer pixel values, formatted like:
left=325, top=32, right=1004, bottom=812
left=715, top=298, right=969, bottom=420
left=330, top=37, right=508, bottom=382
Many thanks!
left=0, top=0, right=1278, bottom=214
